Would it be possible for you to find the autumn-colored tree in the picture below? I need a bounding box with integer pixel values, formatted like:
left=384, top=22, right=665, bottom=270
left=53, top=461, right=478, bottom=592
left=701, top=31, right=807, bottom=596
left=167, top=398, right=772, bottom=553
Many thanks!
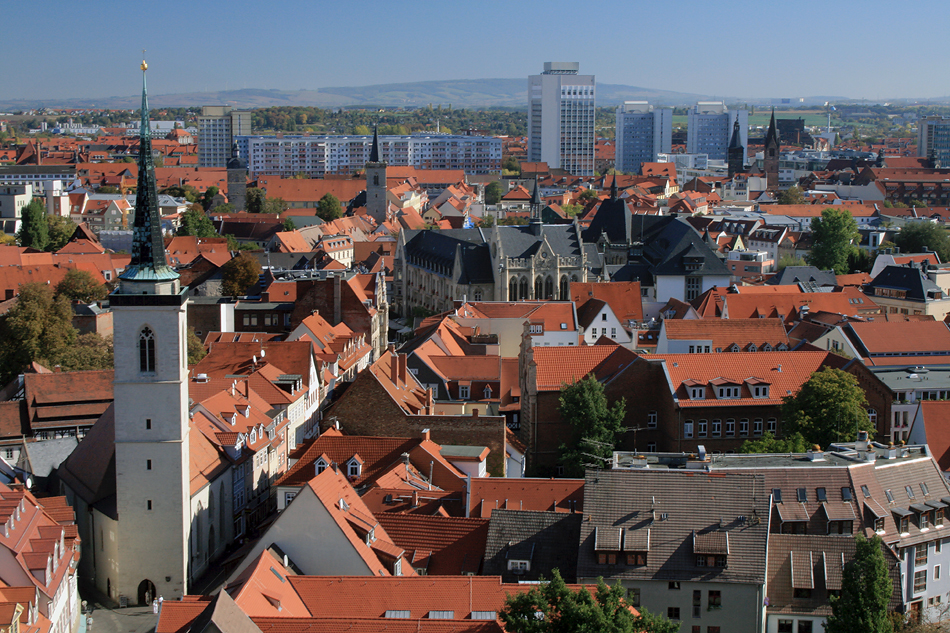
left=54, top=268, right=109, bottom=303
left=221, top=252, right=261, bottom=296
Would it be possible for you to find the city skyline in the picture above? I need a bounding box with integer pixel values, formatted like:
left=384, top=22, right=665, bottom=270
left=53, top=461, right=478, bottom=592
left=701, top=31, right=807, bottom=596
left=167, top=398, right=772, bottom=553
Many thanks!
left=2, top=0, right=949, bottom=103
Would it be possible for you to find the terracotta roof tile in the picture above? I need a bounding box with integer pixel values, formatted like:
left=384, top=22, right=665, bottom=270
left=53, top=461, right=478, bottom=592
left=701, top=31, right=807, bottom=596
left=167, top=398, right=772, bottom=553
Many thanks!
left=532, top=344, right=638, bottom=391
left=374, top=514, right=489, bottom=575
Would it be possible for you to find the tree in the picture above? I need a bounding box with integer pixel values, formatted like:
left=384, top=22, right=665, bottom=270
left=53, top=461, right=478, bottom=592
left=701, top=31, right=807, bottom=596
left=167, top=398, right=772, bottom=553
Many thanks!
left=739, top=431, right=810, bottom=454
left=16, top=198, right=49, bottom=250
left=894, top=222, right=950, bottom=262
left=211, top=203, right=234, bottom=215
left=807, top=208, right=860, bottom=275
left=187, top=328, right=207, bottom=365
left=910, top=199, right=927, bottom=208
left=282, top=217, right=297, bottom=232
left=500, top=569, right=677, bottom=633
left=220, top=252, right=261, bottom=296
left=353, top=125, right=371, bottom=135
left=826, top=534, right=893, bottom=633
left=178, top=207, right=219, bottom=238
left=54, top=269, right=109, bottom=303
left=316, top=193, right=342, bottom=221
left=225, top=235, right=258, bottom=251
left=55, top=333, right=113, bottom=372
left=782, top=367, right=871, bottom=448
left=263, top=196, right=287, bottom=214
left=201, top=186, right=219, bottom=211
left=245, top=188, right=266, bottom=214
left=0, top=282, right=76, bottom=384
left=46, top=214, right=76, bottom=252
left=579, top=189, right=599, bottom=203
left=777, top=254, right=807, bottom=270
left=485, top=181, right=504, bottom=205
left=558, top=374, right=626, bottom=477
left=777, top=184, right=806, bottom=205
left=97, top=185, right=120, bottom=194
left=561, top=204, right=583, bottom=218
left=502, top=156, right=520, bottom=173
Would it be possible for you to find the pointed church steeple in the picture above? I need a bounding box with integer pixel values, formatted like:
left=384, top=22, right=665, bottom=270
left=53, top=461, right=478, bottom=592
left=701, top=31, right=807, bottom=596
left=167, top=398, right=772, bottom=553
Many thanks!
left=119, top=57, right=178, bottom=285
left=763, top=108, right=780, bottom=191
left=610, top=174, right=618, bottom=201
left=729, top=118, right=742, bottom=149
left=728, top=116, right=745, bottom=179
left=764, top=108, right=779, bottom=148
left=369, top=125, right=381, bottom=163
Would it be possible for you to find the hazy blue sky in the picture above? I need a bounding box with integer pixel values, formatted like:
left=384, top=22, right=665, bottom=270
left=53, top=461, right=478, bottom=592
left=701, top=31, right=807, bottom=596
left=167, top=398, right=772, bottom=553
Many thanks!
left=3, top=0, right=947, bottom=102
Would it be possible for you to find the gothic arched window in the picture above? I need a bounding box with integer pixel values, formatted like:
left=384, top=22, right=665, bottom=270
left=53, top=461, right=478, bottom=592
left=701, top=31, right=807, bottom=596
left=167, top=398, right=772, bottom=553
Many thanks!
left=373, top=174, right=379, bottom=186
left=559, top=275, right=569, bottom=301
left=139, top=327, right=156, bottom=373
left=544, top=277, right=554, bottom=300
left=508, top=277, right=518, bottom=301
left=519, top=277, right=528, bottom=301
left=534, top=276, right=543, bottom=300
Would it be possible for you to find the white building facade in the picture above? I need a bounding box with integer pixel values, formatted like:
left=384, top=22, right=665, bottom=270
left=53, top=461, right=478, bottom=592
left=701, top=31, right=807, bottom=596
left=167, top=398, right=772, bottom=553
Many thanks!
left=528, top=62, right=595, bottom=176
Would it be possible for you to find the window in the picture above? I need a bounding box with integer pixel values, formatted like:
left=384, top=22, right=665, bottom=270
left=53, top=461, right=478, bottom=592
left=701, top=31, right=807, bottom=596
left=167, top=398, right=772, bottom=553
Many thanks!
left=793, top=588, right=812, bottom=599
left=797, top=488, right=807, bottom=502
left=753, top=418, right=763, bottom=435
left=146, top=500, right=152, bottom=511
left=907, top=485, right=916, bottom=500
left=712, top=420, right=721, bottom=436
left=597, top=552, right=617, bottom=565
left=668, top=607, right=680, bottom=620
left=753, top=386, right=769, bottom=398
left=347, top=460, right=361, bottom=478
left=778, top=625, right=793, bottom=633
left=698, top=420, right=707, bottom=437
left=767, top=418, right=777, bottom=433
left=717, top=386, right=740, bottom=399
left=708, top=590, right=721, bottom=609
left=901, top=517, right=910, bottom=534
left=284, top=491, right=297, bottom=507
left=647, top=442, right=657, bottom=452
left=648, top=411, right=657, bottom=428
left=508, top=560, right=530, bottom=573
left=938, top=540, right=943, bottom=554
left=708, top=628, right=721, bottom=633
left=885, top=489, right=894, bottom=502
left=861, top=485, right=871, bottom=498
left=726, top=419, right=735, bottom=436
left=816, top=488, right=827, bottom=502
left=684, top=421, right=693, bottom=438
left=914, top=569, right=927, bottom=594
left=921, top=482, right=930, bottom=496
left=139, top=327, right=156, bottom=373
left=692, top=590, right=701, bottom=618
left=936, top=565, right=941, bottom=581
left=627, top=552, right=647, bottom=566
left=739, top=419, right=749, bottom=436
left=146, top=418, right=151, bottom=430
left=459, top=385, right=470, bottom=399
left=773, top=489, right=783, bottom=503
left=602, top=313, right=607, bottom=321
left=916, top=545, right=928, bottom=567
left=668, top=581, right=681, bottom=590
left=484, top=385, right=492, bottom=399
left=689, top=387, right=705, bottom=399
left=146, top=460, right=152, bottom=470
left=696, top=555, right=706, bottom=567
left=921, top=511, right=930, bottom=530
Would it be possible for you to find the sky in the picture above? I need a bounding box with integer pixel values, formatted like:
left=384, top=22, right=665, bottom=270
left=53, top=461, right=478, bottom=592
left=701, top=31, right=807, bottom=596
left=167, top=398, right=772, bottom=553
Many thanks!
left=2, top=0, right=948, bottom=103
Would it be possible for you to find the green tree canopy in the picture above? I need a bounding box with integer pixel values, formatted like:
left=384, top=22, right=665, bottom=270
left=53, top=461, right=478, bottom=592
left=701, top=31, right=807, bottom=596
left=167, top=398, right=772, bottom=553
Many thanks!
left=777, top=254, right=807, bottom=270
left=54, top=269, right=109, bottom=303
left=500, top=570, right=677, bottom=633
left=178, top=206, right=220, bottom=238
left=187, top=328, right=207, bottom=365
left=0, top=282, right=77, bottom=384
left=777, top=184, right=806, bottom=205
left=316, top=193, right=343, bottom=222
left=558, top=374, right=626, bottom=477
left=579, top=189, right=599, bottom=202
left=807, top=207, right=860, bottom=275
left=55, top=333, right=113, bottom=372
left=782, top=367, right=871, bottom=449
left=826, top=534, right=893, bottom=633
left=201, top=185, right=219, bottom=210
left=502, top=156, right=521, bottom=173
left=739, top=431, right=811, bottom=454
left=485, top=181, right=504, bottom=205
left=245, top=188, right=266, bottom=214
left=263, top=196, right=287, bottom=214
left=894, top=222, right=950, bottom=262
left=220, top=252, right=261, bottom=296
left=282, top=217, right=297, bottom=232
left=46, top=215, right=76, bottom=252
left=160, top=185, right=200, bottom=203
left=16, top=198, right=49, bottom=250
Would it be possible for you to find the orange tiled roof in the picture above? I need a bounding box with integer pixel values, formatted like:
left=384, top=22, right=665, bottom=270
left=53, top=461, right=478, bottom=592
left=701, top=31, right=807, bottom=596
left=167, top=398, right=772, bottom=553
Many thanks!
left=662, top=318, right=789, bottom=352
left=569, top=282, right=643, bottom=322
left=532, top=344, right=639, bottom=391
left=374, top=514, right=489, bottom=575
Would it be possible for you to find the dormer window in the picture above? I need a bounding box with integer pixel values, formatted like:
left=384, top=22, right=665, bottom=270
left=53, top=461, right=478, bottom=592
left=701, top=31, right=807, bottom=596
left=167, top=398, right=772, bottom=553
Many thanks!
left=752, top=386, right=769, bottom=398
left=717, top=386, right=740, bottom=399
left=347, top=458, right=362, bottom=478
left=315, top=458, right=327, bottom=475
left=690, top=387, right=704, bottom=400
left=483, top=385, right=492, bottom=399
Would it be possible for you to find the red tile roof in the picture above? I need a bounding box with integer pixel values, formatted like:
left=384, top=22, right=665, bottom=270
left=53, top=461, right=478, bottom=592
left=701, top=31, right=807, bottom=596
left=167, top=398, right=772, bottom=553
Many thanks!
left=916, top=401, right=950, bottom=471
left=225, top=549, right=310, bottom=618
left=569, top=282, right=643, bottom=322
left=374, top=514, right=489, bottom=575
left=662, top=318, right=789, bottom=352
left=531, top=344, right=639, bottom=391
left=467, top=478, right=584, bottom=517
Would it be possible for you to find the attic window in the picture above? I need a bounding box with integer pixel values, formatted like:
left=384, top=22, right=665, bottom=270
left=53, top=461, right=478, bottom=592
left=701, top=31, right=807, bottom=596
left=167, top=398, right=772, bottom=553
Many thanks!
left=861, top=485, right=871, bottom=499
left=921, top=483, right=930, bottom=496
left=483, top=385, right=492, bottom=399
left=816, top=488, right=827, bottom=502
left=906, top=486, right=916, bottom=500
left=508, top=560, right=530, bottom=574
left=561, top=323, right=567, bottom=329
left=797, top=488, right=807, bottom=503
left=773, top=489, right=782, bottom=503
left=315, top=459, right=327, bottom=475
left=385, top=611, right=410, bottom=619
left=689, top=387, right=704, bottom=400
left=752, top=385, right=769, bottom=398
left=429, top=611, right=455, bottom=620
left=472, top=612, right=497, bottom=620
left=347, top=459, right=362, bottom=478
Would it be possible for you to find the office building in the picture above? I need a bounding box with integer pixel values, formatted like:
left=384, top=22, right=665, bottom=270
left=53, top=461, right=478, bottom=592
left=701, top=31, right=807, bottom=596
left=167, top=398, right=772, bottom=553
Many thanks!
left=614, top=102, right=673, bottom=174
left=918, top=116, right=950, bottom=167
left=528, top=62, right=595, bottom=176
left=236, top=134, right=501, bottom=177
left=197, top=105, right=252, bottom=167
left=686, top=102, right=748, bottom=163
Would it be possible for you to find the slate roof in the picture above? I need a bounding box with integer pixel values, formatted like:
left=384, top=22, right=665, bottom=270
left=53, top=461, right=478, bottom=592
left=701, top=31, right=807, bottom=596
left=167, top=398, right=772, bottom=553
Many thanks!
left=866, top=264, right=943, bottom=302
left=402, top=229, right=493, bottom=285
left=766, top=266, right=837, bottom=287
left=765, top=534, right=857, bottom=617
left=496, top=224, right=582, bottom=260
left=482, top=509, right=583, bottom=582
left=630, top=216, right=730, bottom=277
left=578, top=470, right=770, bottom=585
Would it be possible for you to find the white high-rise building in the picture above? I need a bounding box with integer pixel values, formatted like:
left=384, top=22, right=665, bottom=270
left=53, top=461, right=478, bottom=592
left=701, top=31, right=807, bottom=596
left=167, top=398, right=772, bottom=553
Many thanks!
left=686, top=102, right=748, bottom=163
left=614, top=102, right=673, bottom=174
left=528, top=62, right=595, bottom=176
left=197, top=105, right=252, bottom=167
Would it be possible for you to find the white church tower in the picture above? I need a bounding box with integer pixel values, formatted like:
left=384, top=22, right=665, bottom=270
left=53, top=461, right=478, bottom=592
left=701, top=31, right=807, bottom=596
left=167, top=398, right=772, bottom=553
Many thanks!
left=111, top=58, right=191, bottom=603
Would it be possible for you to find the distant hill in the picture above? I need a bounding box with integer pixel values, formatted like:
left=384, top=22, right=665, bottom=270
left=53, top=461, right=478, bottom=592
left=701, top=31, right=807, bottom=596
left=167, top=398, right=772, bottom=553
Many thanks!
left=0, top=78, right=717, bottom=111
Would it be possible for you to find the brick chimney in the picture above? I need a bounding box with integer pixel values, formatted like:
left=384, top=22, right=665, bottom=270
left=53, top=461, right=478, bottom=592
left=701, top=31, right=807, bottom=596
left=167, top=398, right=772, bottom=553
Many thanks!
left=398, top=353, right=407, bottom=383
left=390, top=352, right=399, bottom=384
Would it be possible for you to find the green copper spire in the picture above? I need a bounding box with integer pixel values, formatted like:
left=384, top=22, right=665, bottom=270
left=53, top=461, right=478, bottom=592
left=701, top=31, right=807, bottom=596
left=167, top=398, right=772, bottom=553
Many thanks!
left=120, top=56, right=178, bottom=283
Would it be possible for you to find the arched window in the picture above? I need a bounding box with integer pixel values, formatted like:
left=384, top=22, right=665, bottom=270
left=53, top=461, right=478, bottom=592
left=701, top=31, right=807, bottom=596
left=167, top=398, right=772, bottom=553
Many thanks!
left=373, top=174, right=379, bottom=186
left=534, top=276, right=543, bottom=300
left=544, top=277, right=554, bottom=300
left=508, top=278, right=518, bottom=301
left=519, top=277, right=528, bottom=301
left=559, top=275, right=569, bottom=301
left=868, top=408, right=877, bottom=427
left=139, top=327, right=155, bottom=373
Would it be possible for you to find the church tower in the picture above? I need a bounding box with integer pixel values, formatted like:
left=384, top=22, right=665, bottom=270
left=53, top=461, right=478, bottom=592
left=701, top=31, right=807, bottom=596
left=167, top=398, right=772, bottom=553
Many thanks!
left=727, top=118, right=745, bottom=179
left=365, top=126, right=388, bottom=224
left=111, top=58, right=191, bottom=603
left=226, top=142, right=247, bottom=211
left=764, top=108, right=780, bottom=191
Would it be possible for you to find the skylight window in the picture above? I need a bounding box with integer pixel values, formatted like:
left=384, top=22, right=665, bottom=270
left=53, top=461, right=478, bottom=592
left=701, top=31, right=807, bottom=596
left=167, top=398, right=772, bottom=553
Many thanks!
left=861, top=485, right=870, bottom=499
left=797, top=488, right=807, bottom=503
left=773, top=489, right=782, bottom=503
left=816, top=488, right=827, bottom=502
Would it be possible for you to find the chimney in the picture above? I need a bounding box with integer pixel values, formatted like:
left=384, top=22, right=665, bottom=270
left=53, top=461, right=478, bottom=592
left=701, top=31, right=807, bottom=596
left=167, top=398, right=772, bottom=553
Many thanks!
left=411, top=490, right=419, bottom=508
left=421, top=428, right=431, bottom=442
left=332, top=274, right=342, bottom=324
left=390, top=352, right=399, bottom=384
left=398, top=353, right=407, bottom=382
left=856, top=430, right=870, bottom=453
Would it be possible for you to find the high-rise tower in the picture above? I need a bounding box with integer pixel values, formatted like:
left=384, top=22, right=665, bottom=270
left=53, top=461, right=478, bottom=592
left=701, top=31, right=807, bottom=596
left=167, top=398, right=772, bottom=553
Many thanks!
left=111, top=58, right=191, bottom=602
left=615, top=102, right=673, bottom=174
left=528, top=62, right=595, bottom=176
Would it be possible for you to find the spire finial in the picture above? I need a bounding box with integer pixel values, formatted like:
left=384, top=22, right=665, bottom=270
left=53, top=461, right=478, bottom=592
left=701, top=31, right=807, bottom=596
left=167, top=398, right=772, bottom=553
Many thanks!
left=610, top=173, right=618, bottom=201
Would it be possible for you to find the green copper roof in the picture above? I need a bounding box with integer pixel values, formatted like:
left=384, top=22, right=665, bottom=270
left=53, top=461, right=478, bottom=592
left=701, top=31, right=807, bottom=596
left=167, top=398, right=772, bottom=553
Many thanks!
left=120, top=59, right=179, bottom=283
